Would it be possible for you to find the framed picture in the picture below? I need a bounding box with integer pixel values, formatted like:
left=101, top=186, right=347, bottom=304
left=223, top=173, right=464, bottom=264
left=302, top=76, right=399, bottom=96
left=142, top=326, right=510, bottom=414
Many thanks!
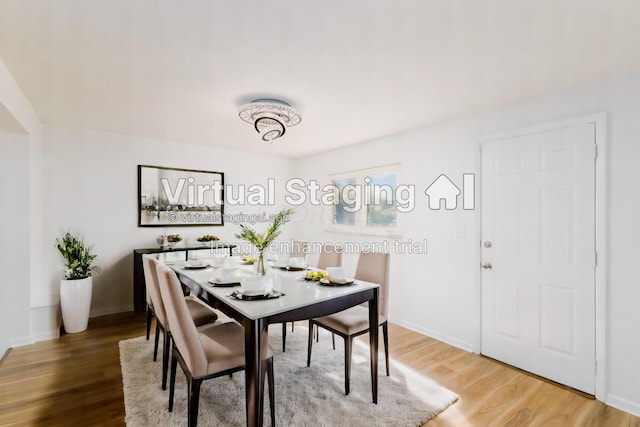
left=138, top=165, right=224, bottom=227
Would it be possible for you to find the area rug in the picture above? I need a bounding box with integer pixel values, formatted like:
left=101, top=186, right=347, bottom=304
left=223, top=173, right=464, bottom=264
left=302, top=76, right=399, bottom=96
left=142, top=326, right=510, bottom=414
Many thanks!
left=120, top=325, right=458, bottom=426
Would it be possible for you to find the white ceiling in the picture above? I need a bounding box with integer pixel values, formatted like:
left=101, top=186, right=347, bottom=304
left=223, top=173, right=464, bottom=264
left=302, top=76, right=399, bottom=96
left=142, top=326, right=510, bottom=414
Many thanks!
left=1, top=0, right=639, bottom=158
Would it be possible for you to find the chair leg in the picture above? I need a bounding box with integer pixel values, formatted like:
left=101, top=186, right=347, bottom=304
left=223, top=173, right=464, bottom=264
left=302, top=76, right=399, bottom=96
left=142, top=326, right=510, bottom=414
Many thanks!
left=153, top=322, right=160, bottom=361
left=162, top=331, right=171, bottom=390
left=168, top=351, right=178, bottom=412
left=146, top=306, right=153, bottom=340
left=382, top=322, right=390, bottom=376
left=282, top=323, right=287, bottom=352
left=260, top=359, right=275, bottom=426
left=267, top=358, right=276, bottom=426
left=188, top=378, right=202, bottom=427
left=260, top=361, right=266, bottom=419
left=306, top=320, right=314, bottom=367
left=344, top=336, right=352, bottom=395
left=291, top=321, right=295, bottom=333
left=332, top=333, right=336, bottom=350
left=315, top=325, right=319, bottom=342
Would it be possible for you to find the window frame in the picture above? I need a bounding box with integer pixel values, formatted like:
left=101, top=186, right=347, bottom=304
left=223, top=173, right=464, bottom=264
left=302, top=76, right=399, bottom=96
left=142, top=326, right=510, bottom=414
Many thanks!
left=325, top=163, right=402, bottom=237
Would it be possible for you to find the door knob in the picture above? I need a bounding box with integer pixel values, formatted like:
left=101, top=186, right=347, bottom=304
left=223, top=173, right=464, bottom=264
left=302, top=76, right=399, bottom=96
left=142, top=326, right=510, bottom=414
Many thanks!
left=482, top=262, right=492, bottom=269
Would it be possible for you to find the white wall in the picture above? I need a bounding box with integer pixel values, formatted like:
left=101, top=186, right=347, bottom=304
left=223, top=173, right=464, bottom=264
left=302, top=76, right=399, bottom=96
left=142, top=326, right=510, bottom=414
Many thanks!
left=293, top=121, right=481, bottom=351
left=293, top=74, right=640, bottom=416
left=41, top=124, right=296, bottom=319
left=0, top=129, right=31, bottom=354
left=0, top=58, right=41, bottom=135
left=0, top=56, right=43, bottom=352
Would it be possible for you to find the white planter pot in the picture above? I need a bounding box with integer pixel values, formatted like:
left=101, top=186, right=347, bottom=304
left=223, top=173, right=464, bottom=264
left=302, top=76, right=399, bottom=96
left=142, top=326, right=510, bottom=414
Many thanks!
left=60, top=277, right=93, bottom=333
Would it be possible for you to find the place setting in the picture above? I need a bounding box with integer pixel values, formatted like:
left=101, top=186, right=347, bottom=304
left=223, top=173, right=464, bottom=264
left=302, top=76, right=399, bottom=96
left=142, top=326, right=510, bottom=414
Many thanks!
left=225, top=275, right=285, bottom=300
left=227, top=289, right=285, bottom=300
left=302, top=266, right=356, bottom=286
left=273, top=255, right=309, bottom=272
left=182, top=259, right=212, bottom=270
left=207, top=265, right=246, bottom=287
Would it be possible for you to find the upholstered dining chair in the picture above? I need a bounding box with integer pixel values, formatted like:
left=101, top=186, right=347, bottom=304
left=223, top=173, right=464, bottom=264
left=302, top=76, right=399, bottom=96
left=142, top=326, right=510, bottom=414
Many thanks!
left=142, top=255, right=219, bottom=390
left=311, top=244, right=343, bottom=343
left=281, top=241, right=340, bottom=352
left=316, top=244, right=342, bottom=270
left=290, top=240, right=310, bottom=260
left=145, top=285, right=155, bottom=340
left=306, top=252, right=390, bottom=395
left=156, top=263, right=275, bottom=427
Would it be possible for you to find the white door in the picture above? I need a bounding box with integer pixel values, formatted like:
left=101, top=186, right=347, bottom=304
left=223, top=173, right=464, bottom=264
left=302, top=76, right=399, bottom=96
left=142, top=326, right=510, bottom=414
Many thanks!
left=481, top=123, right=596, bottom=394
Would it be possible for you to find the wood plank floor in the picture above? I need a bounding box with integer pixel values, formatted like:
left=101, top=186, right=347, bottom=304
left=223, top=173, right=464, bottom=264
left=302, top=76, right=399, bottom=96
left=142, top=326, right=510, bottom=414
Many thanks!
left=0, top=312, right=638, bottom=426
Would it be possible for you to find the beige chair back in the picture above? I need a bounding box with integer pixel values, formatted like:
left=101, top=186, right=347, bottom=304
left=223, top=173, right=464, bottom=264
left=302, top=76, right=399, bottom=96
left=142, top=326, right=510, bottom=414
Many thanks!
left=317, top=244, right=343, bottom=270
left=156, top=263, right=209, bottom=377
left=142, top=255, right=169, bottom=330
left=354, top=252, right=390, bottom=319
left=290, top=240, right=310, bottom=259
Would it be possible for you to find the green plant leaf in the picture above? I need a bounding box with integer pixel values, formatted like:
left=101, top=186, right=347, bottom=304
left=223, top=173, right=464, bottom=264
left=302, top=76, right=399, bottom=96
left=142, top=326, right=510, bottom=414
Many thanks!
left=55, top=230, right=98, bottom=280
left=235, top=208, right=294, bottom=253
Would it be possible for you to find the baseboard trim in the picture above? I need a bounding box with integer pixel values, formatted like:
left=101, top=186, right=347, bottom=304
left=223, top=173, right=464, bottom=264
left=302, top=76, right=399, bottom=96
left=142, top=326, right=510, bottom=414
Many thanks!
left=25, top=304, right=134, bottom=343
left=0, top=347, right=11, bottom=364
left=31, top=330, right=60, bottom=342
left=9, top=336, right=34, bottom=347
left=606, top=393, right=640, bottom=418
left=30, top=304, right=60, bottom=344
left=89, top=305, right=133, bottom=318
left=389, top=317, right=475, bottom=354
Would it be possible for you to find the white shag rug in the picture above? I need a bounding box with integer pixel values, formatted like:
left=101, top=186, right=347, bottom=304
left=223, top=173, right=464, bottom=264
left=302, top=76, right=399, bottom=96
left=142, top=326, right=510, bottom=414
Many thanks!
left=120, top=325, right=458, bottom=426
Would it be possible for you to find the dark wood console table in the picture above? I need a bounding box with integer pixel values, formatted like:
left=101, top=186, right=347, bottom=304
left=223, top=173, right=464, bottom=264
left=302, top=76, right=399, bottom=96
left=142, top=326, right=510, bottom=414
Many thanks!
left=132, top=243, right=236, bottom=312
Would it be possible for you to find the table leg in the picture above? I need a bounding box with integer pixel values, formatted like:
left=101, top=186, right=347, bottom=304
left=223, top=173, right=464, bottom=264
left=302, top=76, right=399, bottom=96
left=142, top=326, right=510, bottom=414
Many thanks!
left=245, top=318, right=266, bottom=427
left=368, top=287, right=379, bottom=404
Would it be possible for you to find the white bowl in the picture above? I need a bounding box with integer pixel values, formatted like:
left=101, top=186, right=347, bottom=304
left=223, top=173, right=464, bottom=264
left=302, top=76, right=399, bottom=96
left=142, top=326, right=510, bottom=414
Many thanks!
left=209, top=255, right=227, bottom=267
left=288, top=257, right=306, bottom=268
left=275, top=253, right=289, bottom=268
left=326, top=266, right=346, bottom=281
left=241, top=275, right=273, bottom=292
left=217, top=267, right=241, bottom=282
left=186, top=259, right=205, bottom=267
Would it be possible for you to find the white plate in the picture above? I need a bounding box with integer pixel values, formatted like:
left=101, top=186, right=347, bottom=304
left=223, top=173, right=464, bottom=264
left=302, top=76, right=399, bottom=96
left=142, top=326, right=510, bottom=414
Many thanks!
left=319, top=277, right=354, bottom=286
left=240, top=289, right=268, bottom=297
left=184, top=262, right=210, bottom=269
left=208, top=279, right=239, bottom=287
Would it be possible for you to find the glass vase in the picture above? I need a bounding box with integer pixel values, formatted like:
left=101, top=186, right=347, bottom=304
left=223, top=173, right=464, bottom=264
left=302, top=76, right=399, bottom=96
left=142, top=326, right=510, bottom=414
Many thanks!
left=255, top=251, right=266, bottom=276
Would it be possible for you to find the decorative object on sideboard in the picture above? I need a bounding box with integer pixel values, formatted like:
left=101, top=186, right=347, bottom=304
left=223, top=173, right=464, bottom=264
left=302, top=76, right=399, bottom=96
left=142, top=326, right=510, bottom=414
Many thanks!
left=56, top=231, right=100, bottom=333
left=166, top=234, right=182, bottom=248
left=196, top=234, right=220, bottom=243
left=238, top=98, right=302, bottom=142
left=156, top=235, right=168, bottom=247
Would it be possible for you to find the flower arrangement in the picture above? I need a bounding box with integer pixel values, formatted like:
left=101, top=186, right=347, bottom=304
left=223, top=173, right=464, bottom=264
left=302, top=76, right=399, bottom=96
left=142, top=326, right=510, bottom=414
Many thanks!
left=56, top=231, right=100, bottom=280
left=235, top=208, right=294, bottom=275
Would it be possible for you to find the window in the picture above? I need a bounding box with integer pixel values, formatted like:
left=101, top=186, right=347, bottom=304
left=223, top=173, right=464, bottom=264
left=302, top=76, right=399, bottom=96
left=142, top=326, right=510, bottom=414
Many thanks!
left=366, top=171, right=397, bottom=228
left=333, top=176, right=357, bottom=226
left=326, top=164, right=406, bottom=237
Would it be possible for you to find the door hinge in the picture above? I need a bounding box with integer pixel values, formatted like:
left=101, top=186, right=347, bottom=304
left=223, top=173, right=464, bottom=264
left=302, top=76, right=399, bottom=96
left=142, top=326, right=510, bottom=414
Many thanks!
left=594, top=144, right=598, bottom=160
left=594, top=359, right=598, bottom=375
left=595, top=251, right=598, bottom=267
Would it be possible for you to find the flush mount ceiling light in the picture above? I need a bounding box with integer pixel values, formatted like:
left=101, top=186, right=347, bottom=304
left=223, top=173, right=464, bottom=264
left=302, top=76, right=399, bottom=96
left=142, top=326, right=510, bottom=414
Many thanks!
left=238, top=98, right=302, bottom=142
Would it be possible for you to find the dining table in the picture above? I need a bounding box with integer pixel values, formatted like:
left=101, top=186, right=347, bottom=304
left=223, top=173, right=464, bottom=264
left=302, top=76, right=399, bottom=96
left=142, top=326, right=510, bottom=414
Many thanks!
left=171, top=259, right=380, bottom=427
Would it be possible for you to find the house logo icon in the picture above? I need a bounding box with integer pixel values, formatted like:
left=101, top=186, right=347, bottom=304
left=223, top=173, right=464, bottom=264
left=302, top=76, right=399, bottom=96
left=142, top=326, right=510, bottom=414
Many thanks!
left=425, top=173, right=475, bottom=210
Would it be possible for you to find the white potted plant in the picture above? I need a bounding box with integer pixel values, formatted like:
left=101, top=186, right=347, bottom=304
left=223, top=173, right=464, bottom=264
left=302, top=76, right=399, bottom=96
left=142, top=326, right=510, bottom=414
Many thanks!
left=56, top=231, right=100, bottom=333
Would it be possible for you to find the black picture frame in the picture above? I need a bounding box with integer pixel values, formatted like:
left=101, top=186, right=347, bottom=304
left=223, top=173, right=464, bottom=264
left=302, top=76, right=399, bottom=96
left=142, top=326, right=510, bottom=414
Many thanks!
left=138, top=165, right=224, bottom=227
